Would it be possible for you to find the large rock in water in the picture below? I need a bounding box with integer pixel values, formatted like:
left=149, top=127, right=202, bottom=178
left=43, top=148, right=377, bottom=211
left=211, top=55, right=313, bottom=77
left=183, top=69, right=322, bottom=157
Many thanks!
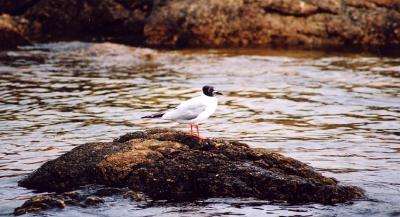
left=19, top=128, right=364, bottom=204
left=0, top=0, right=399, bottom=51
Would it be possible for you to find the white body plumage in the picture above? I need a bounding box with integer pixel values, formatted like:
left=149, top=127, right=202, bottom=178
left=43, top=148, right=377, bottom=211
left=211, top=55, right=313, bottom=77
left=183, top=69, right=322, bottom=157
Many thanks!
left=161, top=93, right=218, bottom=124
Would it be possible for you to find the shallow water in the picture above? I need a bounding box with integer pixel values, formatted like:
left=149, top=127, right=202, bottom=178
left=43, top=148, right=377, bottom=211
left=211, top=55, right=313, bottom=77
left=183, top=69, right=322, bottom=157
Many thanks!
left=0, top=42, right=399, bottom=216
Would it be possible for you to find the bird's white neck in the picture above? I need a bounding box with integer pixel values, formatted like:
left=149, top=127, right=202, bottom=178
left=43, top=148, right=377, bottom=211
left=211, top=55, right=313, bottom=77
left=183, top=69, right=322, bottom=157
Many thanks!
left=201, top=93, right=215, bottom=98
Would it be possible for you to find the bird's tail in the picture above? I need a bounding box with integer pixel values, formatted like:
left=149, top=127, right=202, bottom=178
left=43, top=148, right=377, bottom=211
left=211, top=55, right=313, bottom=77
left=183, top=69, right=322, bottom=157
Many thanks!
left=141, top=113, right=164, bottom=119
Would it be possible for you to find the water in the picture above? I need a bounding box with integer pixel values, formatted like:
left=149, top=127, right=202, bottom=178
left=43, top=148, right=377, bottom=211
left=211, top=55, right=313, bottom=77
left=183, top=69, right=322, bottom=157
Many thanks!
left=0, top=42, right=399, bottom=216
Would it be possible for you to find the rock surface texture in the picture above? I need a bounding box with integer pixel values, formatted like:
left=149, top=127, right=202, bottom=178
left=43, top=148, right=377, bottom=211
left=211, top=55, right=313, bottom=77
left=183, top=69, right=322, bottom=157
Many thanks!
left=13, top=187, right=142, bottom=215
left=0, top=14, right=31, bottom=50
left=0, top=0, right=399, bottom=51
left=19, top=128, right=364, bottom=209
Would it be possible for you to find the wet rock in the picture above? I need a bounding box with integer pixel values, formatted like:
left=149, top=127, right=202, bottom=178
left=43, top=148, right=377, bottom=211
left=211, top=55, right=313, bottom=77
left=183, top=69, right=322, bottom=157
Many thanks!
left=0, top=14, right=30, bottom=50
left=94, top=187, right=126, bottom=197
left=19, top=128, right=364, bottom=205
left=123, top=191, right=146, bottom=202
left=60, top=191, right=82, bottom=206
left=0, top=0, right=399, bottom=51
left=84, top=196, right=105, bottom=206
left=61, top=191, right=81, bottom=200
left=14, top=190, right=111, bottom=215
left=14, top=195, right=65, bottom=216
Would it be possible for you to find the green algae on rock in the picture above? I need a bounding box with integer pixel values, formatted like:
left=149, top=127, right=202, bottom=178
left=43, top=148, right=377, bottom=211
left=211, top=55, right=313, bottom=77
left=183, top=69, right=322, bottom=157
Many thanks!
left=18, top=128, right=364, bottom=206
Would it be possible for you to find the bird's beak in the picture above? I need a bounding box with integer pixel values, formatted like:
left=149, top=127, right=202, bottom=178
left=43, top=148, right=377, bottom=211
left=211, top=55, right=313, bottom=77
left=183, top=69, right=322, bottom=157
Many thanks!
left=214, top=90, right=223, bottom=95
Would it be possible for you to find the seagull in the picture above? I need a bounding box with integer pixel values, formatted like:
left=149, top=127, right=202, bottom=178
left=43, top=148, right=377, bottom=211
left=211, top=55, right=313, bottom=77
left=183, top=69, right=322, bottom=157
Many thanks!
left=142, top=85, right=222, bottom=138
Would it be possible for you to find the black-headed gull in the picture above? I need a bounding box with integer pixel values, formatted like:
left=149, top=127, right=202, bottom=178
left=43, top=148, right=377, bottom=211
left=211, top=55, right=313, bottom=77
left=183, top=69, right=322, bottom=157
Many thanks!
left=142, top=85, right=222, bottom=138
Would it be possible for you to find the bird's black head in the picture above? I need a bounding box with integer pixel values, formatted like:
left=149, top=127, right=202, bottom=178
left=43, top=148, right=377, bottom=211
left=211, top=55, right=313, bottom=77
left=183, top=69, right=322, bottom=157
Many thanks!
left=202, top=85, right=222, bottom=97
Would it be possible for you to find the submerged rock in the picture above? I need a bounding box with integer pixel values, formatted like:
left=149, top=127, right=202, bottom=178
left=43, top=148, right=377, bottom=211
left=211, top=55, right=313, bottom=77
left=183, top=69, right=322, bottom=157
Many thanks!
left=84, top=196, right=105, bottom=206
left=13, top=188, right=139, bottom=215
left=19, top=128, right=364, bottom=206
left=14, top=195, right=65, bottom=216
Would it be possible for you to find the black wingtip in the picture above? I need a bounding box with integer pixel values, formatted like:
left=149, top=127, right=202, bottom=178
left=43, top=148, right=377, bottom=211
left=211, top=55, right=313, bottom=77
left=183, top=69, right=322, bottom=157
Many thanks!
left=142, top=113, right=164, bottom=119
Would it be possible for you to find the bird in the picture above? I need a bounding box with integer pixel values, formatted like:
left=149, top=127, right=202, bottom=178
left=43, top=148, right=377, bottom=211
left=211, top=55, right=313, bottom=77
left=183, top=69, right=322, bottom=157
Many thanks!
left=142, top=85, right=222, bottom=138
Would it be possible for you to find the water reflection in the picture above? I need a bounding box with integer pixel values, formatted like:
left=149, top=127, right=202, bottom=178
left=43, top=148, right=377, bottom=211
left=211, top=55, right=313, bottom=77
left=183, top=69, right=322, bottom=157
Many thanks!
left=0, top=42, right=399, bottom=216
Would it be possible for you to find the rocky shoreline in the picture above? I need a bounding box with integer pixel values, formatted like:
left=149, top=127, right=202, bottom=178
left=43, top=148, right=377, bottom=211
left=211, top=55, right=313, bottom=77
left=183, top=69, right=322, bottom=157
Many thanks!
left=16, top=128, right=365, bottom=215
left=0, top=0, right=399, bottom=51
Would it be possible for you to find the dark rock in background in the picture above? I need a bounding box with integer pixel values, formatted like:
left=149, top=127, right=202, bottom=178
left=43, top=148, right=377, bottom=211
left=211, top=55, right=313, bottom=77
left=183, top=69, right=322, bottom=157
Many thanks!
left=0, top=14, right=31, bottom=50
left=0, top=0, right=38, bottom=15
left=0, top=0, right=399, bottom=51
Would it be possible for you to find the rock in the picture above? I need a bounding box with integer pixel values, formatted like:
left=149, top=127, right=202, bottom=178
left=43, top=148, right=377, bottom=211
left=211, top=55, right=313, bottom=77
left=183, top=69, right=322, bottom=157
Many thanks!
left=61, top=191, right=81, bottom=200
left=22, top=0, right=144, bottom=42
left=14, top=190, right=111, bottom=215
left=84, top=196, right=105, bottom=206
left=60, top=191, right=82, bottom=206
left=0, top=0, right=38, bottom=15
left=19, top=128, right=364, bottom=205
left=0, top=14, right=31, bottom=50
left=0, top=0, right=399, bottom=51
left=123, top=191, right=146, bottom=202
left=14, top=195, right=65, bottom=216
left=142, top=0, right=400, bottom=50
left=94, top=187, right=126, bottom=197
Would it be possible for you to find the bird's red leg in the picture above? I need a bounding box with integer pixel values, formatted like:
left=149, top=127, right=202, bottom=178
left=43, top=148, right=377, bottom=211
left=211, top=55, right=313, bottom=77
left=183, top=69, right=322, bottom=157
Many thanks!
left=196, top=125, right=206, bottom=139
left=190, top=124, right=193, bottom=135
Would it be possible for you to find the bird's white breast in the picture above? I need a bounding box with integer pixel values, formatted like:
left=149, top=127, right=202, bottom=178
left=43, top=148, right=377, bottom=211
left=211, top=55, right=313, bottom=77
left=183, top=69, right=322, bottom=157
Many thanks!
left=193, top=96, right=217, bottom=123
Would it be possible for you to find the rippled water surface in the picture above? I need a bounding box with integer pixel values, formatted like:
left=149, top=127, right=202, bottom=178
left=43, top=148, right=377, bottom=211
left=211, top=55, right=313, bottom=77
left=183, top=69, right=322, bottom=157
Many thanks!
left=0, top=42, right=399, bottom=216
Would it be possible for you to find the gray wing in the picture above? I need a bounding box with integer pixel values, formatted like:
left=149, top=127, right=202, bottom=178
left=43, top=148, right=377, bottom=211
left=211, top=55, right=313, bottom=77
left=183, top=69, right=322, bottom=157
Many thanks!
left=163, top=101, right=207, bottom=121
